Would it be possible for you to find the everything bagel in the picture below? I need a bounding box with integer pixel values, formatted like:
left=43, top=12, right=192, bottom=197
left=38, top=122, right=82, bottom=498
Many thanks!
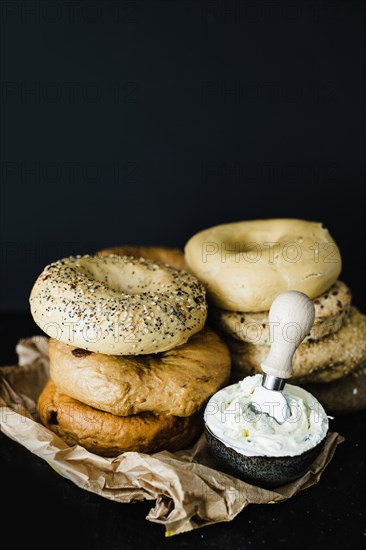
left=210, top=280, right=351, bottom=345
left=30, top=255, right=207, bottom=355
left=185, top=219, right=341, bottom=312
left=229, top=307, right=366, bottom=383
left=97, top=245, right=187, bottom=271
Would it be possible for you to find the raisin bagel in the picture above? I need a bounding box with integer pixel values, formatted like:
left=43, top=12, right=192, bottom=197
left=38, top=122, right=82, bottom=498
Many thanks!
left=38, top=380, right=202, bottom=457
left=48, top=327, right=231, bottom=417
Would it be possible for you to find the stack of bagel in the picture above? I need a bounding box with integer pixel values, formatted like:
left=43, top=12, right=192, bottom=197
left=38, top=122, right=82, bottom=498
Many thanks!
left=185, top=219, right=366, bottom=414
left=31, top=249, right=231, bottom=457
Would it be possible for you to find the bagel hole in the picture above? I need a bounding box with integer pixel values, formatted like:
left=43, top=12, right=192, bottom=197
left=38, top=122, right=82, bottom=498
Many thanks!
left=83, top=260, right=168, bottom=294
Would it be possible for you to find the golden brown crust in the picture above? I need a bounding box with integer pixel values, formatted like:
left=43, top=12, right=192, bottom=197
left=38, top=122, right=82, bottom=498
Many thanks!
left=38, top=380, right=202, bottom=457
left=210, top=280, right=351, bottom=344
left=301, top=364, right=366, bottom=414
left=228, top=307, right=366, bottom=383
left=185, top=219, right=341, bottom=312
left=96, top=245, right=187, bottom=271
left=49, top=327, right=231, bottom=417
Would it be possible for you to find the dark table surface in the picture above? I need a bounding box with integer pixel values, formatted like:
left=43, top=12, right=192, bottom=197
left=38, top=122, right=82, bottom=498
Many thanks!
left=1, top=311, right=365, bottom=550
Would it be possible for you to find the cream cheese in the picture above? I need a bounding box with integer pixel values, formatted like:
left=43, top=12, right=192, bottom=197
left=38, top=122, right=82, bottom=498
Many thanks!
left=204, top=375, right=329, bottom=457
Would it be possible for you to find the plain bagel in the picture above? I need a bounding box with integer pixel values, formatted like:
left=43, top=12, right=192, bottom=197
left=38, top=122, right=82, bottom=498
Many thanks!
left=38, top=380, right=202, bottom=457
left=184, top=219, right=341, bottom=312
left=97, top=245, right=187, bottom=271
left=49, top=327, right=231, bottom=417
left=30, top=255, right=207, bottom=355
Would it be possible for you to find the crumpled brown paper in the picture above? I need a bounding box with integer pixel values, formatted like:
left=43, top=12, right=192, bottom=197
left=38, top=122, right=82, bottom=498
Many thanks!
left=0, top=337, right=343, bottom=536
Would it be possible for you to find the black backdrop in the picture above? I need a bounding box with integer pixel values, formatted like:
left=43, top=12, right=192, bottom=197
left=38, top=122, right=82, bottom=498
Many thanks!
left=1, top=0, right=365, bottom=311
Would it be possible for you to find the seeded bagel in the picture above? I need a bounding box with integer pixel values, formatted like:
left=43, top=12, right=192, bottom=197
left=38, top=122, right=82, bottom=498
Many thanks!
left=48, top=327, right=231, bottom=417
left=30, top=255, right=207, bottom=355
left=38, top=380, right=202, bottom=457
left=229, top=307, right=366, bottom=384
left=97, top=245, right=187, bottom=271
left=210, top=280, right=351, bottom=345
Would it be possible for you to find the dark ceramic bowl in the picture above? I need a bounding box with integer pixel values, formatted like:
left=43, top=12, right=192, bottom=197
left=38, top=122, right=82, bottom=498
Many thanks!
left=204, top=424, right=327, bottom=489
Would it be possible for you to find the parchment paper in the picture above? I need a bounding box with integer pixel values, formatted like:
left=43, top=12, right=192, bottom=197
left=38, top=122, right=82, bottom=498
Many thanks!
left=0, top=337, right=343, bottom=536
